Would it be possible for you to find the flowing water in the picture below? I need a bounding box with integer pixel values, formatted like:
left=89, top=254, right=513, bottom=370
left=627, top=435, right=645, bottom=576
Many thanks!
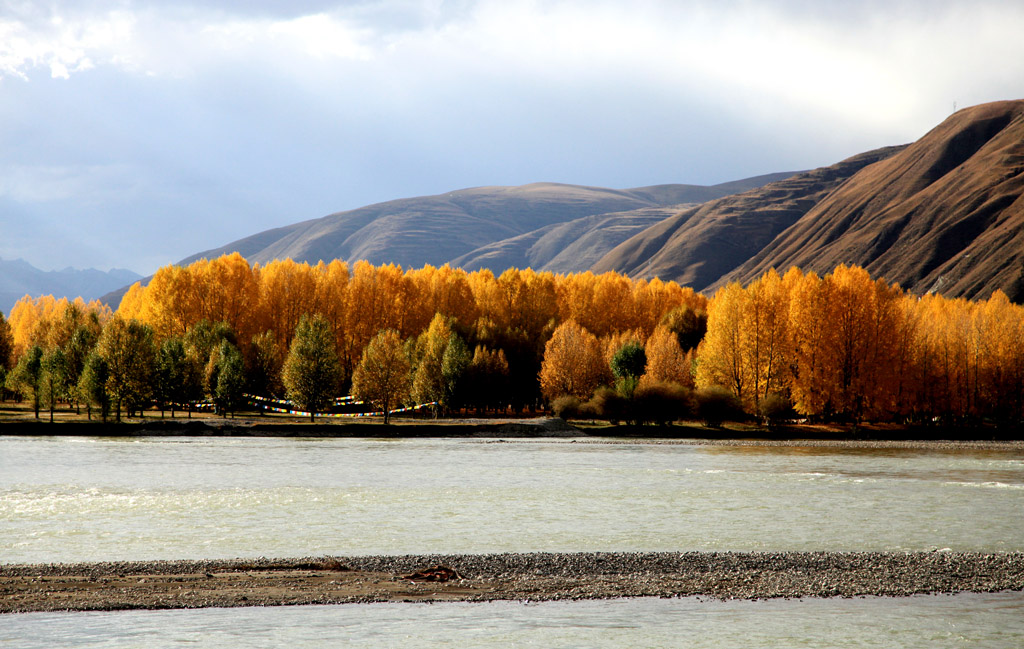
left=3, top=593, right=1023, bottom=648
left=2, top=435, right=1023, bottom=646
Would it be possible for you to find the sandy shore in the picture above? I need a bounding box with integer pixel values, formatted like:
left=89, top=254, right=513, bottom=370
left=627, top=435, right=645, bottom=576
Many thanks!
left=3, top=551, right=1022, bottom=614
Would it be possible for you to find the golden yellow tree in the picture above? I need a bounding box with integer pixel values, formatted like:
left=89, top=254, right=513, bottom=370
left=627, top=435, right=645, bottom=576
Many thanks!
left=351, top=329, right=411, bottom=424
left=787, top=269, right=832, bottom=416
left=257, top=259, right=319, bottom=350
left=739, top=269, right=791, bottom=410
left=641, top=324, right=690, bottom=388
left=538, top=320, right=607, bottom=400
left=695, top=282, right=749, bottom=403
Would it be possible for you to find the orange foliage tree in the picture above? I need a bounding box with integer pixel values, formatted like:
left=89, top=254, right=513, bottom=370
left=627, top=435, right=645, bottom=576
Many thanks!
left=538, top=320, right=608, bottom=400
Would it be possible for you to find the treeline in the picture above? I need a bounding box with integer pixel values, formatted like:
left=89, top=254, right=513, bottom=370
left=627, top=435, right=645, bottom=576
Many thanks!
left=2, top=256, right=1022, bottom=428
left=696, top=265, right=1024, bottom=425
left=0, top=254, right=706, bottom=421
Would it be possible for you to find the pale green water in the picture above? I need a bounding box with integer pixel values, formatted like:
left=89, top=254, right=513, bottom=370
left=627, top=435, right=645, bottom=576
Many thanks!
left=2, top=436, right=1023, bottom=647
left=2, top=437, right=1023, bottom=563
left=3, top=593, right=1023, bottom=648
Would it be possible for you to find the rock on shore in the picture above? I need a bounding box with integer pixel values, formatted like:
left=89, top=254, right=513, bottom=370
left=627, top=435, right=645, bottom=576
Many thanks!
left=2, top=551, right=1022, bottom=613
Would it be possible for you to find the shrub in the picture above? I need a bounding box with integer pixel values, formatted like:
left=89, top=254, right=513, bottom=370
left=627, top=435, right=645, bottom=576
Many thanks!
left=588, top=386, right=630, bottom=424
left=695, top=386, right=744, bottom=428
left=552, top=395, right=582, bottom=419
left=759, top=392, right=796, bottom=429
left=634, top=381, right=694, bottom=426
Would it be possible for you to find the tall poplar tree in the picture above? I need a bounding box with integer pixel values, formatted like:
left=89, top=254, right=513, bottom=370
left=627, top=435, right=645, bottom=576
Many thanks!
left=282, top=314, right=340, bottom=421
left=351, top=329, right=411, bottom=424
left=8, top=345, right=44, bottom=418
left=96, top=318, right=156, bottom=422
left=78, top=352, right=109, bottom=422
left=41, top=347, right=69, bottom=423
left=538, top=320, right=606, bottom=401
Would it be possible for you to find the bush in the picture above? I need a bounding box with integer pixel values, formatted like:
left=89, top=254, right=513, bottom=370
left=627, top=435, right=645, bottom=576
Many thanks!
left=552, top=395, right=582, bottom=419
left=695, top=386, right=744, bottom=428
left=588, top=386, right=630, bottom=424
left=759, top=392, right=796, bottom=429
left=634, top=381, right=694, bottom=426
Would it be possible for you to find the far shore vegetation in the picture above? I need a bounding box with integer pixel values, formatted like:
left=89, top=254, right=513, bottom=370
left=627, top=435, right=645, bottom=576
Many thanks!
left=1, top=254, right=1023, bottom=437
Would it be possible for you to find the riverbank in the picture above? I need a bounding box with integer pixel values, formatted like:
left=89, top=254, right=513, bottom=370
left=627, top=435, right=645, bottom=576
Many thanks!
left=3, top=551, right=1022, bottom=613
left=1, top=415, right=1023, bottom=446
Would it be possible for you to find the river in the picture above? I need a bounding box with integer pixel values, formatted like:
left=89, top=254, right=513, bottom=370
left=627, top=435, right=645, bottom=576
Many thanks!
left=2, top=435, right=1023, bottom=646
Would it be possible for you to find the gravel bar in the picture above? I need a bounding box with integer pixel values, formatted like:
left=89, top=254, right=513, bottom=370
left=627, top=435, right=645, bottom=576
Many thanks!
left=3, top=551, right=1022, bottom=613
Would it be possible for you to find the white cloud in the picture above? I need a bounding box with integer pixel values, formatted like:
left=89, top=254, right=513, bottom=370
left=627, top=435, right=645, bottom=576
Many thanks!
left=2, top=0, right=1024, bottom=273
left=0, top=8, right=135, bottom=79
left=2, top=1, right=1021, bottom=124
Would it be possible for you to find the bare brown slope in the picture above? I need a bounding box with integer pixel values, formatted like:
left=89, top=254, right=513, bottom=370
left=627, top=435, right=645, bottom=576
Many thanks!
left=717, top=100, right=1024, bottom=300
left=591, top=147, right=903, bottom=287
left=101, top=177, right=793, bottom=306
left=179, top=182, right=762, bottom=272
left=450, top=172, right=795, bottom=273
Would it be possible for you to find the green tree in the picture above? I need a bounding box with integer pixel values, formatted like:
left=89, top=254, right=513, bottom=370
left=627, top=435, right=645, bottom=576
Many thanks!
left=78, top=352, right=109, bottom=422
left=180, top=354, right=205, bottom=419
left=246, top=330, right=284, bottom=403
left=281, top=314, right=340, bottom=421
left=214, top=340, right=245, bottom=418
left=411, top=314, right=454, bottom=416
left=155, top=338, right=189, bottom=417
left=41, top=347, right=70, bottom=423
left=8, top=346, right=44, bottom=418
left=351, top=329, right=411, bottom=424
left=0, top=311, right=13, bottom=371
left=611, top=341, right=647, bottom=398
left=96, top=318, right=157, bottom=422
left=184, top=320, right=236, bottom=393
left=440, top=333, right=471, bottom=413
left=64, top=325, right=99, bottom=413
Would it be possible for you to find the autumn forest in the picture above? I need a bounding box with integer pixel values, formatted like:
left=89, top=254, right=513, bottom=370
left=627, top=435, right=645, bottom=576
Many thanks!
left=1, top=252, right=1023, bottom=429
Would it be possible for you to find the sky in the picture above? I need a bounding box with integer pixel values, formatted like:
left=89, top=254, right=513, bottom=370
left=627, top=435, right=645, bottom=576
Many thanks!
left=1, top=0, right=1023, bottom=275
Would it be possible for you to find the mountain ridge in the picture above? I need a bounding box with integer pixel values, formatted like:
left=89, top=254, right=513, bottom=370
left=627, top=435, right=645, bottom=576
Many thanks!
left=706, top=99, right=1024, bottom=300
left=81, top=98, right=1024, bottom=309
left=0, top=258, right=141, bottom=317
left=180, top=175, right=796, bottom=271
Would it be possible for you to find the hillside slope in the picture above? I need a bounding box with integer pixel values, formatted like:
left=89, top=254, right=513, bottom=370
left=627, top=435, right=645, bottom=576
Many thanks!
left=448, top=173, right=795, bottom=273
left=714, top=100, right=1024, bottom=300
left=591, top=146, right=904, bottom=288
left=181, top=177, right=790, bottom=271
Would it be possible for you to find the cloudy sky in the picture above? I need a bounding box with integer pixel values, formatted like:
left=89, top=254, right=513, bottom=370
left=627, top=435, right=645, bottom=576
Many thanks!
left=2, top=0, right=1023, bottom=275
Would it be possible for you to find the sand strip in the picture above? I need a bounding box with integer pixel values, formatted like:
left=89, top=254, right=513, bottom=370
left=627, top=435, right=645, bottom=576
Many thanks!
left=3, top=551, right=1022, bottom=614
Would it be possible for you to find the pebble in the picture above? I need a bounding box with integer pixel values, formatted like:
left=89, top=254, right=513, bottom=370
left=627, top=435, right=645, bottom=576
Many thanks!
left=4, top=551, right=1020, bottom=607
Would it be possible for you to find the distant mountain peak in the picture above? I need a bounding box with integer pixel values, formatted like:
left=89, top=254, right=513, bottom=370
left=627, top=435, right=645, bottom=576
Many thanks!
left=0, top=259, right=142, bottom=316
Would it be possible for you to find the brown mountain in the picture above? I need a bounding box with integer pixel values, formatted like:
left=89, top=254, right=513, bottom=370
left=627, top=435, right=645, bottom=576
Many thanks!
left=179, top=178, right=789, bottom=271
left=102, top=175, right=791, bottom=307
left=449, top=170, right=794, bottom=273
left=712, top=100, right=1024, bottom=300
left=590, top=146, right=905, bottom=288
